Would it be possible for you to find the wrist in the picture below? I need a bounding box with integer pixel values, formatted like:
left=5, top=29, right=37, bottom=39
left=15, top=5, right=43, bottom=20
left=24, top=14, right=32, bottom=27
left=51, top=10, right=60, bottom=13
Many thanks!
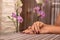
left=48, top=26, right=56, bottom=33
left=45, top=25, right=53, bottom=33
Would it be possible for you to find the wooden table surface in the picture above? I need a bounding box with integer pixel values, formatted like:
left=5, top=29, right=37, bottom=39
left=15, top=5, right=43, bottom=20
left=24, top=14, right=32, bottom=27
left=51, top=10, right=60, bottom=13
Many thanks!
left=0, top=33, right=60, bottom=40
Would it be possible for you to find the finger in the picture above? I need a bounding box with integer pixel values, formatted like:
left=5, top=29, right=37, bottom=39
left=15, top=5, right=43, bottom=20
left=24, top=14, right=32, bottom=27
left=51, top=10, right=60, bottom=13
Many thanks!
left=28, top=26, right=31, bottom=29
left=22, top=30, right=26, bottom=33
left=34, top=22, right=43, bottom=33
left=37, top=23, right=41, bottom=33
left=24, top=30, right=30, bottom=34
left=31, top=22, right=40, bottom=33
left=22, top=29, right=29, bottom=33
left=31, top=21, right=40, bottom=31
left=35, top=23, right=40, bottom=33
left=34, top=24, right=38, bottom=33
left=22, top=31, right=25, bottom=33
left=32, top=24, right=37, bottom=34
left=39, top=23, right=44, bottom=29
left=29, top=32, right=34, bottom=34
left=39, top=22, right=44, bottom=27
left=31, top=23, right=36, bottom=31
left=38, top=29, right=41, bottom=34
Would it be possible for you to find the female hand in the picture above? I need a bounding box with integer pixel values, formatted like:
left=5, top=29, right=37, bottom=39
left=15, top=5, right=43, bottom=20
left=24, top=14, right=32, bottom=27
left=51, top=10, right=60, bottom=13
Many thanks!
left=23, top=26, right=34, bottom=34
left=31, top=21, right=45, bottom=33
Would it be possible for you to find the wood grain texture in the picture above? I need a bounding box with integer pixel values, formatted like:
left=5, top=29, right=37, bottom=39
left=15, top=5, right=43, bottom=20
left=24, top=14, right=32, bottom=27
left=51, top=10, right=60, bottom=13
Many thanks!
left=20, top=0, right=51, bottom=31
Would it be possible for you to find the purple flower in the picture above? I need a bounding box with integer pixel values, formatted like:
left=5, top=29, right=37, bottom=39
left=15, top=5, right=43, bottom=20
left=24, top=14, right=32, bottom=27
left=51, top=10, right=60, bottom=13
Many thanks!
left=11, top=13, right=17, bottom=18
left=44, top=0, right=49, bottom=3
left=46, top=0, right=48, bottom=2
left=42, top=3, right=45, bottom=8
left=17, top=16, right=23, bottom=23
left=37, top=10, right=45, bottom=18
left=40, top=11, right=45, bottom=18
left=11, top=12, right=23, bottom=23
left=33, top=6, right=40, bottom=12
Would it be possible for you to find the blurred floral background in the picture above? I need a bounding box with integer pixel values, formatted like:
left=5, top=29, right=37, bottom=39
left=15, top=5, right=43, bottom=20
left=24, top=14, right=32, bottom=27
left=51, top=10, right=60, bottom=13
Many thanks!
left=0, top=0, right=60, bottom=34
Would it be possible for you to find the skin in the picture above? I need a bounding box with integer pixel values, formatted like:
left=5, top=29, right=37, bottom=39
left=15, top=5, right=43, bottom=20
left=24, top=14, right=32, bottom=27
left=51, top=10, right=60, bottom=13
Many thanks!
left=23, top=15, right=60, bottom=34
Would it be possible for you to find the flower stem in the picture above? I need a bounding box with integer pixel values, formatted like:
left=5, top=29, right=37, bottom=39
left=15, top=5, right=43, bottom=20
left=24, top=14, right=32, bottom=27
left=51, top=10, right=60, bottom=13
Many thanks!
left=16, top=9, right=19, bottom=32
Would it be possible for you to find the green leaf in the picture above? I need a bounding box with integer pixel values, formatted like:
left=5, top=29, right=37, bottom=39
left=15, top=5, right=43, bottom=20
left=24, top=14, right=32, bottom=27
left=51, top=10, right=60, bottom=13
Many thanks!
left=7, top=16, right=11, bottom=19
